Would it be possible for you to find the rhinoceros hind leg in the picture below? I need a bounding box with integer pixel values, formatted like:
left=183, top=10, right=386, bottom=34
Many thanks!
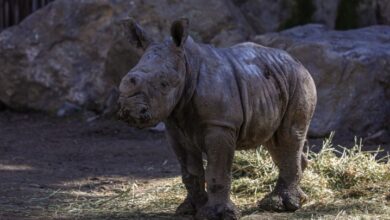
left=259, top=103, right=313, bottom=211
left=259, top=134, right=309, bottom=211
left=175, top=197, right=197, bottom=215
left=257, top=179, right=308, bottom=212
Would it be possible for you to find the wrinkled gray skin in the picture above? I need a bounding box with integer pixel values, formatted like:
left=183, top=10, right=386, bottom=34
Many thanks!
left=117, top=19, right=317, bottom=220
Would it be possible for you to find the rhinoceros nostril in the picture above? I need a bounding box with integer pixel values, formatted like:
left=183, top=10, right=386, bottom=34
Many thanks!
left=140, top=107, right=148, bottom=114
left=140, top=112, right=151, bottom=122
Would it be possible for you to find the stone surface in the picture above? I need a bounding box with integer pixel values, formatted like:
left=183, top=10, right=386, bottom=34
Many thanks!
left=233, top=0, right=390, bottom=33
left=0, top=0, right=133, bottom=112
left=0, top=0, right=250, bottom=113
left=315, top=0, right=390, bottom=29
left=232, top=0, right=295, bottom=34
left=377, top=0, right=390, bottom=25
left=0, top=0, right=389, bottom=143
left=253, top=24, right=390, bottom=142
left=312, top=0, right=341, bottom=29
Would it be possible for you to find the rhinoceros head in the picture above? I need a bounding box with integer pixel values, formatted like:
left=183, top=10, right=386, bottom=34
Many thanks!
left=118, top=18, right=189, bottom=128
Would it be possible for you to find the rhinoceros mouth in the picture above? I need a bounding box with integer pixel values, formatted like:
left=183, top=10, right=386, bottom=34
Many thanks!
left=117, top=106, right=158, bottom=129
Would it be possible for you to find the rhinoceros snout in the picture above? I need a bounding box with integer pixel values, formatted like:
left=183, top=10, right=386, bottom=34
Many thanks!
left=117, top=98, right=153, bottom=128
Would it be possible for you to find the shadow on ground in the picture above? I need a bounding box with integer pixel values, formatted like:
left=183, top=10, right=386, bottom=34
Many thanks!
left=0, top=111, right=180, bottom=219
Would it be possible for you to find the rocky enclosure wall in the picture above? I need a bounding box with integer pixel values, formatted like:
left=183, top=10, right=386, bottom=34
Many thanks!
left=0, top=0, right=389, bottom=143
left=0, top=0, right=55, bottom=31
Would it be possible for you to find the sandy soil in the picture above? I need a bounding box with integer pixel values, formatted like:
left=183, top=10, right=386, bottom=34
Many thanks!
left=0, top=111, right=180, bottom=219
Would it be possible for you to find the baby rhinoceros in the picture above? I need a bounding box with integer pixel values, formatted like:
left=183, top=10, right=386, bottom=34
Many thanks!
left=117, top=18, right=317, bottom=220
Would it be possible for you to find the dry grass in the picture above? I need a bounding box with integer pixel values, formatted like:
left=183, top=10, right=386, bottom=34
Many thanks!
left=11, top=133, right=390, bottom=219
left=233, top=133, right=390, bottom=219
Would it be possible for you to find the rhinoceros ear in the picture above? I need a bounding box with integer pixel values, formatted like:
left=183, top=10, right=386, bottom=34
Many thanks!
left=170, top=18, right=189, bottom=48
left=121, top=18, right=151, bottom=50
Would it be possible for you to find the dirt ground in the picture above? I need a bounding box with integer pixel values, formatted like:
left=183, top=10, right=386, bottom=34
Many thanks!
left=0, top=111, right=181, bottom=219
left=0, top=111, right=388, bottom=220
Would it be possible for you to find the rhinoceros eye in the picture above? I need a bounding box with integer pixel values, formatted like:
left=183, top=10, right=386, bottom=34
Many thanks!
left=160, top=81, right=169, bottom=89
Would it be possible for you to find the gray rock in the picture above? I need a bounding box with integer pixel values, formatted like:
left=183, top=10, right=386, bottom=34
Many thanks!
left=233, top=0, right=390, bottom=33
left=377, top=0, right=390, bottom=25
left=56, top=102, right=82, bottom=117
left=314, top=0, right=390, bottom=29
left=0, top=0, right=133, bottom=113
left=253, top=24, right=390, bottom=141
left=312, top=0, right=340, bottom=29
left=148, top=123, right=166, bottom=132
left=0, top=0, right=250, bottom=113
left=232, top=0, right=295, bottom=34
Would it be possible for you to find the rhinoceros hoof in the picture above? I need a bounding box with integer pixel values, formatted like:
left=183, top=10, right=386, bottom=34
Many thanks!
left=257, top=188, right=307, bottom=212
left=175, top=198, right=197, bottom=216
left=195, top=201, right=240, bottom=220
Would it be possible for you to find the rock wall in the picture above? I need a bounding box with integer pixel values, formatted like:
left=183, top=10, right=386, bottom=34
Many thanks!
left=253, top=25, right=390, bottom=142
left=0, top=0, right=251, bottom=113
left=232, top=0, right=389, bottom=32
left=0, top=0, right=389, bottom=142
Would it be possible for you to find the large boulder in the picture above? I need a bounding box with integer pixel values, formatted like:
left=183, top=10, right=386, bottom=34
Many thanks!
left=333, top=0, right=389, bottom=30
left=231, top=0, right=310, bottom=33
left=253, top=24, right=390, bottom=142
left=0, top=0, right=251, bottom=113
left=0, top=0, right=134, bottom=113
left=377, top=0, right=390, bottom=25
left=231, top=0, right=296, bottom=33
left=232, top=0, right=390, bottom=33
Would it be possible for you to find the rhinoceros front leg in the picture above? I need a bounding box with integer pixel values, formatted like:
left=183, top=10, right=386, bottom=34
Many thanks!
left=166, top=127, right=207, bottom=215
left=175, top=148, right=207, bottom=215
left=195, top=126, right=240, bottom=220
